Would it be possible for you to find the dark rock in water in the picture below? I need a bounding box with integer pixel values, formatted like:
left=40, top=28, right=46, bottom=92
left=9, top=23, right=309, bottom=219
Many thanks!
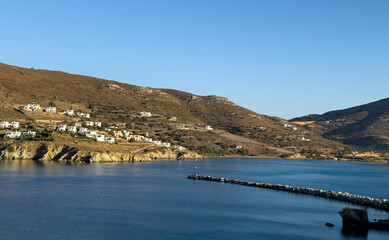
left=325, top=222, right=335, bottom=227
left=339, top=207, right=389, bottom=230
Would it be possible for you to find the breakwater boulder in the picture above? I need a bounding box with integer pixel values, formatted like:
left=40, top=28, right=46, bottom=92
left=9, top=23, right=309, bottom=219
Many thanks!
left=187, top=175, right=389, bottom=211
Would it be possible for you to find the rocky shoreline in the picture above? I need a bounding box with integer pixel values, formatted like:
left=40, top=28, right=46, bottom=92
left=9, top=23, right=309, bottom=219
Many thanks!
left=0, top=142, right=202, bottom=162
left=188, top=175, right=389, bottom=211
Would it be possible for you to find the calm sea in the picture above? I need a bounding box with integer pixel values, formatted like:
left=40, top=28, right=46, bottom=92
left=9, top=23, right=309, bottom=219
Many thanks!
left=0, top=158, right=389, bottom=240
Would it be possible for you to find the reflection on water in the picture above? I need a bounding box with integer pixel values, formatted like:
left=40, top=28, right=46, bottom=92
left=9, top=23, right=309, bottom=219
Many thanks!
left=0, top=159, right=44, bottom=170
left=0, top=158, right=388, bottom=240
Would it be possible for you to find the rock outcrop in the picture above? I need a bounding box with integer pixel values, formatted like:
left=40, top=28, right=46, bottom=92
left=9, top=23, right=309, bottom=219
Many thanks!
left=0, top=142, right=202, bottom=162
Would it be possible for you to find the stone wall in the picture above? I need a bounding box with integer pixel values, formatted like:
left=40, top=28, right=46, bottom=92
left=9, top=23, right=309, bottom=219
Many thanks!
left=188, top=175, right=389, bottom=211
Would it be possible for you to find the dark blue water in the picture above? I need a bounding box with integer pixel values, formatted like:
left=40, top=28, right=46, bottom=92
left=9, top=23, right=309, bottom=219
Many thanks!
left=0, top=158, right=388, bottom=240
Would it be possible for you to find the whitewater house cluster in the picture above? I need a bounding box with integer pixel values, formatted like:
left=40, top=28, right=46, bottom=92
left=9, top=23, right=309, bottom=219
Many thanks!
left=1, top=103, right=190, bottom=151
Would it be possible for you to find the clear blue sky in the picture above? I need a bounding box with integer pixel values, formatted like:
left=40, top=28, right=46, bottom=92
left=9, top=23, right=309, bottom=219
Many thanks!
left=1, top=0, right=388, bottom=119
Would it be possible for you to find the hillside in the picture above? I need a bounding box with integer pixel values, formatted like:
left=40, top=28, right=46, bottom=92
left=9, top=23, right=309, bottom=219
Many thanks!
left=0, top=62, right=367, bottom=160
left=291, top=98, right=389, bottom=151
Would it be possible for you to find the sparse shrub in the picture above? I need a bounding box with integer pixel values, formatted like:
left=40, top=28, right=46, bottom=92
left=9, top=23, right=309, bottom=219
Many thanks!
left=6, top=146, right=14, bottom=152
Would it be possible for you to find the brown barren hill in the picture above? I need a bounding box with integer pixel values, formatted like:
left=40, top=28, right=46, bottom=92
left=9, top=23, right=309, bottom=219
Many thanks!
left=0, top=62, right=362, bottom=159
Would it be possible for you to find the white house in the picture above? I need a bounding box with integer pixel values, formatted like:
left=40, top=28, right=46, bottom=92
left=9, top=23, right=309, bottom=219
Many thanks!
left=106, top=137, right=115, bottom=144
left=169, top=116, right=177, bottom=121
left=123, top=130, right=131, bottom=137
left=205, top=125, right=213, bottom=131
left=26, top=104, right=41, bottom=111
left=85, top=131, right=97, bottom=138
left=68, top=125, right=77, bottom=133
left=64, top=110, right=74, bottom=115
left=140, top=112, right=152, bottom=117
left=95, top=134, right=105, bottom=142
left=153, top=140, right=162, bottom=146
left=142, top=136, right=153, bottom=142
left=172, top=145, right=186, bottom=150
left=94, top=122, right=102, bottom=128
left=22, top=131, right=36, bottom=138
left=5, top=131, right=22, bottom=139
left=11, top=122, right=19, bottom=129
left=301, top=137, right=311, bottom=142
left=0, top=121, right=10, bottom=128
left=46, top=107, right=56, bottom=112
left=85, top=121, right=94, bottom=127
left=78, top=128, right=88, bottom=135
left=77, top=112, right=90, bottom=118
left=74, top=122, right=82, bottom=127
left=161, top=142, right=171, bottom=147
left=57, top=125, right=67, bottom=131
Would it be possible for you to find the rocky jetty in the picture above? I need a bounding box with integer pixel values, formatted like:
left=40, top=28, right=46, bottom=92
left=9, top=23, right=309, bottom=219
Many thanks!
left=187, top=175, right=389, bottom=211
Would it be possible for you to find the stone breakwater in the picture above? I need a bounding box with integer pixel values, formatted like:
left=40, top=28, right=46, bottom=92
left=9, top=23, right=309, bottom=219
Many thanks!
left=187, top=175, right=389, bottom=211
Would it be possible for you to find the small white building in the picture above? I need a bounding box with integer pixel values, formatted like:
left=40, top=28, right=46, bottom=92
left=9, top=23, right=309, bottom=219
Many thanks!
left=85, top=121, right=94, bottom=127
left=169, top=116, right=177, bottom=121
left=94, top=122, right=102, bottom=128
left=77, top=112, right=91, bottom=118
left=57, top=125, right=67, bottom=131
left=140, top=112, right=152, bottom=117
left=68, top=125, right=77, bottom=133
left=26, top=104, right=41, bottom=111
left=64, top=110, right=74, bottom=116
left=78, top=127, right=88, bottom=135
left=205, top=125, right=213, bottom=131
left=142, top=136, right=153, bottom=142
left=161, top=142, right=171, bottom=147
left=11, top=122, right=19, bottom=129
left=123, top=130, right=131, bottom=137
left=22, top=131, right=36, bottom=138
left=46, top=107, right=56, bottom=112
left=74, top=122, right=82, bottom=127
left=85, top=131, right=97, bottom=138
left=172, top=145, right=186, bottom=150
left=0, top=121, right=10, bottom=128
left=153, top=140, right=162, bottom=146
left=95, top=134, right=105, bottom=142
left=302, top=137, right=311, bottom=142
left=106, top=137, right=115, bottom=144
left=77, top=112, right=85, bottom=118
left=5, top=131, right=21, bottom=138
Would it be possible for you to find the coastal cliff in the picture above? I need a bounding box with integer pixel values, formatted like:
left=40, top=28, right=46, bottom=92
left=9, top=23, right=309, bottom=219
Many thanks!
left=0, top=142, right=202, bottom=162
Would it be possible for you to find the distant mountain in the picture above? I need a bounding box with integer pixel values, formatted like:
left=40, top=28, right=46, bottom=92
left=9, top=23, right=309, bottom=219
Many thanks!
left=0, top=63, right=351, bottom=159
left=291, top=98, right=389, bottom=151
